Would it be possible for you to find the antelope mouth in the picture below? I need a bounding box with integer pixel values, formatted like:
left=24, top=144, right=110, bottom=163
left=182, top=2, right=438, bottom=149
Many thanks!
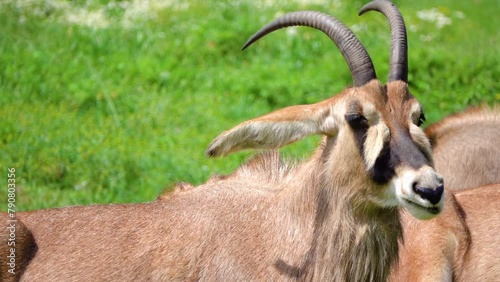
left=404, top=199, right=441, bottom=215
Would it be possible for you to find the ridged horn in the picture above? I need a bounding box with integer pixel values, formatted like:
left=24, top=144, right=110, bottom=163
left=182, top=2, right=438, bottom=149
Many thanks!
left=242, top=11, right=377, bottom=87
left=359, top=0, right=408, bottom=82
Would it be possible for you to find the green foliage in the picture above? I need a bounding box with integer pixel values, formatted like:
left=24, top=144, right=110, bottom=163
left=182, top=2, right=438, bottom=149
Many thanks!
left=0, top=0, right=498, bottom=211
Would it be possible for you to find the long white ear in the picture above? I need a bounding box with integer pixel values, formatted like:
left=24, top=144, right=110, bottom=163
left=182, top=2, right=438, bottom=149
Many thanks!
left=206, top=100, right=337, bottom=157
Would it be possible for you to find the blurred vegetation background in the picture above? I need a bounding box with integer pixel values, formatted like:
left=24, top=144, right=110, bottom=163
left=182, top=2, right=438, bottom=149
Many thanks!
left=1, top=0, right=498, bottom=211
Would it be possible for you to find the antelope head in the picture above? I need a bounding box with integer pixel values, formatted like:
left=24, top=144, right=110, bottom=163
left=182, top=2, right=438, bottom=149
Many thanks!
left=207, top=8, right=444, bottom=220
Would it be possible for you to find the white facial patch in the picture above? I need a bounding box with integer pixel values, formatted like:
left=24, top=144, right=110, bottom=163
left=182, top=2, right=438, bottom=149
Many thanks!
left=375, top=179, right=400, bottom=207
left=363, top=123, right=390, bottom=170
left=409, top=124, right=433, bottom=161
left=409, top=102, right=422, bottom=124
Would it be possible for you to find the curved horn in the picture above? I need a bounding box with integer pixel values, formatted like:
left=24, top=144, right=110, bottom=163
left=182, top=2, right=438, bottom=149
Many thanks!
left=242, top=11, right=376, bottom=87
left=359, top=0, right=408, bottom=82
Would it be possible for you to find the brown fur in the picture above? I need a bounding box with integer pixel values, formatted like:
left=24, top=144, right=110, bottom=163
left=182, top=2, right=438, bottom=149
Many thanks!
left=16, top=150, right=396, bottom=281
left=425, top=105, right=500, bottom=190
left=390, top=105, right=500, bottom=281
left=453, top=185, right=500, bottom=280
left=10, top=80, right=443, bottom=281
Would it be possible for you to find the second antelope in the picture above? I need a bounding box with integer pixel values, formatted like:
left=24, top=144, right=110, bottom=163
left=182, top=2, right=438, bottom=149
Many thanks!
left=4, top=4, right=443, bottom=282
left=426, top=105, right=500, bottom=190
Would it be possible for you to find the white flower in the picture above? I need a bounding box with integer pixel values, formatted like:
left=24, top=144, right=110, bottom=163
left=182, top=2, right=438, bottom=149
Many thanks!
left=4, top=0, right=191, bottom=29
left=65, top=8, right=110, bottom=29
left=416, top=8, right=452, bottom=29
left=453, top=11, right=465, bottom=19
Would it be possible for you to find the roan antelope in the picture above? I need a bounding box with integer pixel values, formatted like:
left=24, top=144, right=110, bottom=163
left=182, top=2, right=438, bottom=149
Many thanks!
left=358, top=1, right=500, bottom=280
left=2, top=5, right=445, bottom=282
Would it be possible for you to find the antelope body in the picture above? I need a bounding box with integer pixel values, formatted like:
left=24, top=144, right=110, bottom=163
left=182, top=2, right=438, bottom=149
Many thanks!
left=1, top=2, right=446, bottom=281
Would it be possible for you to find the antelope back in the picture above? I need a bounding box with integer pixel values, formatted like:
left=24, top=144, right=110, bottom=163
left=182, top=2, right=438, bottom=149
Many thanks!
left=426, top=105, right=500, bottom=190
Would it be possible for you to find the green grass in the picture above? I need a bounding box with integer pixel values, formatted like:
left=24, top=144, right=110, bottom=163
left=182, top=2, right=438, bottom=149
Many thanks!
left=1, top=0, right=498, bottom=211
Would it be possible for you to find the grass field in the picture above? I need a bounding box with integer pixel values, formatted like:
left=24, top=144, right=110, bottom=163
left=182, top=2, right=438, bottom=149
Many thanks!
left=1, top=0, right=498, bottom=211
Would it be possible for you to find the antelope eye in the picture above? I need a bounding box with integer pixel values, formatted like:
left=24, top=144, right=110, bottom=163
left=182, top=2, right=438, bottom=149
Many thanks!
left=417, top=112, right=426, bottom=127
left=345, top=113, right=368, bottom=129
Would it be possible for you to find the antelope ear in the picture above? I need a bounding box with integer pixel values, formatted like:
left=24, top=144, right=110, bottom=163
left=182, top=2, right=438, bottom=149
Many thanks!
left=206, top=101, right=337, bottom=157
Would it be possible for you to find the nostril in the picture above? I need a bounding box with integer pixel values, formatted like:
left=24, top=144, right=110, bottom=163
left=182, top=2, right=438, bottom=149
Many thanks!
left=414, top=184, right=444, bottom=205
